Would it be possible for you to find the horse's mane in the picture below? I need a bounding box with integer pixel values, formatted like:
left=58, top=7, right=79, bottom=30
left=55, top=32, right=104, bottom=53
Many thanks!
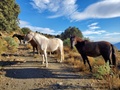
left=74, top=36, right=83, bottom=42
left=29, top=31, right=48, bottom=40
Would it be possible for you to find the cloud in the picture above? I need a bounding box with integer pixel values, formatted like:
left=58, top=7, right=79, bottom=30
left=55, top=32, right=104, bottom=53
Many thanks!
left=82, top=22, right=120, bottom=43
left=82, top=22, right=105, bottom=35
left=83, top=30, right=106, bottom=35
left=31, top=0, right=78, bottom=19
left=31, top=0, right=120, bottom=21
left=88, top=22, right=100, bottom=30
left=19, top=20, right=60, bottom=35
left=105, top=32, right=120, bottom=36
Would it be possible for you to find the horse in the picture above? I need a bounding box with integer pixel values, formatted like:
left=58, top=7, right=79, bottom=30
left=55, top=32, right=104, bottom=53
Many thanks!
left=12, top=34, right=24, bottom=44
left=28, top=39, right=39, bottom=56
left=70, top=35, right=116, bottom=72
left=24, top=31, right=64, bottom=67
left=13, top=34, right=38, bottom=55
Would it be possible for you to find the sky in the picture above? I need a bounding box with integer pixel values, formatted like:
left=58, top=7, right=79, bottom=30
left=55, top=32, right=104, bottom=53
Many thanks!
left=16, top=0, right=120, bottom=43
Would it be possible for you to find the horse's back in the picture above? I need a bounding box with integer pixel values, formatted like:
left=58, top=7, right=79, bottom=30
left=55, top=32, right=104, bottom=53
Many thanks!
left=83, top=41, right=111, bottom=57
left=47, top=38, right=63, bottom=51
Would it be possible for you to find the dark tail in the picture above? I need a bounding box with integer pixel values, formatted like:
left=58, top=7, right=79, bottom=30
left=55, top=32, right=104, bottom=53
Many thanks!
left=111, top=44, right=116, bottom=66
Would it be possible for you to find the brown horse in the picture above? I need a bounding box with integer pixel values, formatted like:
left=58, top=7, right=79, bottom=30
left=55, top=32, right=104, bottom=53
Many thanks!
left=12, top=34, right=38, bottom=55
left=70, top=35, right=116, bottom=72
left=28, top=39, right=38, bottom=56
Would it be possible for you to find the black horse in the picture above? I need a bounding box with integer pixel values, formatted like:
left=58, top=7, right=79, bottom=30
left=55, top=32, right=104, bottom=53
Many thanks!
left=12, top=34, right=24, bottom=44
left=70, top=35, right=116, bottom=72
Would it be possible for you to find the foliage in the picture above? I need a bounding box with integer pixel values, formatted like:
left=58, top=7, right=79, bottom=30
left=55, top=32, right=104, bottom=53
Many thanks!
left=63, top=38, right=70, bottom=46
left=93, top=61, right=120, bottom=89
left=4, top=36, right=18, bottom=52
left=0, top=0, right=20, bottom=32
left=21, top=27, right=31, bottom=34
left=60, top=26, right=83, bottom=40
left=94, top=61, right=110, bottom=79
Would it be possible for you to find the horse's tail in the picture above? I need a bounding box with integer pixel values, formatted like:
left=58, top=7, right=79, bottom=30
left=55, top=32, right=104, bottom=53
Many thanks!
left=111, top=44, right=116, bottom=66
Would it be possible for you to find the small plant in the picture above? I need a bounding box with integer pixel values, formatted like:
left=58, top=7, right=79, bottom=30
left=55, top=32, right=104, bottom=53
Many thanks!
left=63, top=38, right=70, bottom=46
left=4, top=36, right=18, bottom=52
left=94, top=61, right=120, bottom=89
left=94, top=61, right=110, bottom=79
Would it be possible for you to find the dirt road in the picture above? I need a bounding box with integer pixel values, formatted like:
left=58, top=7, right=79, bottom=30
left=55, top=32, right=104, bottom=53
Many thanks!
left=0, top=45, right=106, bottom=90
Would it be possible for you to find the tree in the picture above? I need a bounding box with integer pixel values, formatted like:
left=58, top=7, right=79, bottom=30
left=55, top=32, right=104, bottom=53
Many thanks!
left=60, top=26, right=83, bottom=40
left=21, top=27, right=31, bottom=34
left=0, top=0, right=20, bottom=32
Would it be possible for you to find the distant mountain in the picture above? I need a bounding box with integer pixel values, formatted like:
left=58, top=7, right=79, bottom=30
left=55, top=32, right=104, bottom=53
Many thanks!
left=114, top=42, right=120, bottom=50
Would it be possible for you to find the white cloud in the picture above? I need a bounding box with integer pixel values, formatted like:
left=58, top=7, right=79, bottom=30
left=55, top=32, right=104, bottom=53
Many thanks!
left=88, top=22, right=100, bottom=30
left=82, top=22, right=120, bottom=43
left=83, top=22, right=105, bottom=35
left=105, top=32, right=120, bottom=36
left=83, top=30, right=106, bottom=35
left=31, top=0, right=78, bottom=19
left=19, top=20, right=60, bottom=35
left=31, top=0, right=120, bottom=21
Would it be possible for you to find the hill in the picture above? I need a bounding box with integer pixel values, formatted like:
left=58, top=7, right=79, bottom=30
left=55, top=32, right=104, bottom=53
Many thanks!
left=114, top=42, right=120, bottom=50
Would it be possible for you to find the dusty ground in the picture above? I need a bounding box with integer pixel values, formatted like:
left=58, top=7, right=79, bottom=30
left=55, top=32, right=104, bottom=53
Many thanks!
left=0, top=45, right=110, bottom=90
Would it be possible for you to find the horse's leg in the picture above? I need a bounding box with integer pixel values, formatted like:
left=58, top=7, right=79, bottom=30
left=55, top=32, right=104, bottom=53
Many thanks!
left=43, top=50, right=48, bottom=67
left=86, top=57, right=92, bottom=72
left=42, top=53, right=45, bottom=64
left=19, top=40, right=21, bottom=44
left=111, top=44, right=116, bottom=66
left=59, top=45, right=64, bottom=63
left=102, top=53, right=111, bottom=65
left=33, top=46, right=35, bottom=56
left=81, top=54, right=92, bottom=72
left=81, top=54, right=86, bottom=65
left=36, top=46, right=39, bottom=54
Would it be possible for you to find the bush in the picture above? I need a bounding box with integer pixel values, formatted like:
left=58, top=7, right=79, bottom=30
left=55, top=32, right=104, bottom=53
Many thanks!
left=4, top=36, right=18, bottom=52
left=94, top=61, right=120, bottom=89
left=94, top=61, right=110, bottom=79
left=63, top=38, right=70, bottom=46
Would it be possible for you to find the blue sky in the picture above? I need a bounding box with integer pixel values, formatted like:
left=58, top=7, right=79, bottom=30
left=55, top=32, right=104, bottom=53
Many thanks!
left=16, top=0, right=120, bottom=43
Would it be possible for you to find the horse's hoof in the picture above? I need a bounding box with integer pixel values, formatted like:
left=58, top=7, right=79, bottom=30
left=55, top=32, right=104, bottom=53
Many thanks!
left=46, top=64, right=48, bottom=67
left=60, top=61, right=62, bottom=63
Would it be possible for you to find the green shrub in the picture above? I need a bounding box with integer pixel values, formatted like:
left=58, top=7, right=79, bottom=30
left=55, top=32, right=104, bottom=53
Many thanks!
left=94, top=61, right=110, bottom=79
left=63, top=38, right=70, bottom=46
left=94, top=61, right=120, bottom=89
left=4, top=36, right=18, bottom=52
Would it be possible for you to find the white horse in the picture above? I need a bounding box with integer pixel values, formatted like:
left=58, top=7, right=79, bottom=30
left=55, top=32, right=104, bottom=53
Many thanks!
left=24, top=31, right=64, bottom=67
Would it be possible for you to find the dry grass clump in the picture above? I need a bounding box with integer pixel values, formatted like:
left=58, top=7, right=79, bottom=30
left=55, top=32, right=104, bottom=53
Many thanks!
left=25, top=43, right=32, bottom=49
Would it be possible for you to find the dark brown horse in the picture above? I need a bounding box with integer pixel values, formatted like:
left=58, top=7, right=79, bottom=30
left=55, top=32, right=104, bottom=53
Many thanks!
left=70, top=35, right=116, bottom=72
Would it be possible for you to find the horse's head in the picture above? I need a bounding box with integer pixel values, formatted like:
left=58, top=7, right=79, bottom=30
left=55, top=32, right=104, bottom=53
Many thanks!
left=70, top=35, right=83, bottom=49
left=24, top=32, right=34, bottom=44
left=12, top=34, right=18, bottom=37
left=70, top=35, right=76, bottom=49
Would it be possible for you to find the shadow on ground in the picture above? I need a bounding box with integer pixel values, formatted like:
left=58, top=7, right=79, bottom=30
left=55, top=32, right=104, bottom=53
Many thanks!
left=0, top=61, right=20, bottom=67
left=4, top=67, right=82, bottom=79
